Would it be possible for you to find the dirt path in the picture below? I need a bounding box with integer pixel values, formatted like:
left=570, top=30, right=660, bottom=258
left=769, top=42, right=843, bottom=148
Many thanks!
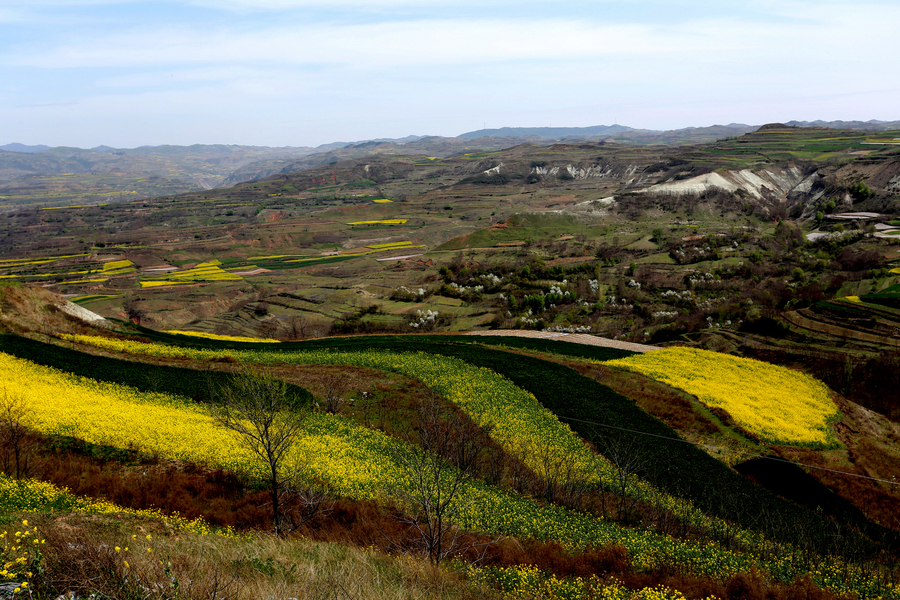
left=462, top=329, right=659, bottom=353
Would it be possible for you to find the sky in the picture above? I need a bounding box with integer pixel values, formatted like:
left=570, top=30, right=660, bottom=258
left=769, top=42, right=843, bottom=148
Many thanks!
left=1, top=0, right=898, bottom=148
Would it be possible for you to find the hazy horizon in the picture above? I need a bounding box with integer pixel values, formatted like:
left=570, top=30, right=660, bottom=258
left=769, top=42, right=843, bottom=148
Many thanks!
left=5, top=118, right=900, bottom=152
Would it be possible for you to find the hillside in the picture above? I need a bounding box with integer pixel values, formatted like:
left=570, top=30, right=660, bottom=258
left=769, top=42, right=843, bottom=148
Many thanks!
left=0, top=144, right=337, bottom=210
left=0, top=126, right=701, bottom=210
left=1, top=283, right=900, bottom=598
left=0, top=125, right=899, bottom=415
left=5, top=121, right=897, bottom=213
left=30, top=169, right=900, bottom=600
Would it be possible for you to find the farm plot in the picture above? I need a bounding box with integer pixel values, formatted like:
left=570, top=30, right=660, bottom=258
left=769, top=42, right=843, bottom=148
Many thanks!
left=7, top=338, right=898, bottom=597
left=53, top=335, right=842, bottom=551
left=0, top=350, right=759, bottom=582
left=604, top=347, right=839, bottom=446
left=58, top=334, right=624, bottom=494
left=139, top=259, right=242, bottom=287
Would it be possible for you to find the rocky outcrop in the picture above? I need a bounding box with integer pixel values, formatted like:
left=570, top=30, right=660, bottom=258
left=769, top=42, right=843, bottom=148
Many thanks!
left=57, top=300, right=107, bottom=325
left=530, top=163, right=639, bottom=181
left=639, top=166, right=819, bottom=202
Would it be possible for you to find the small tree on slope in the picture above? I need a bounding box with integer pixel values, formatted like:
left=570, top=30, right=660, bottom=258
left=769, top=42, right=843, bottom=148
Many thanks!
left=209, top=366, right=309, bottom=537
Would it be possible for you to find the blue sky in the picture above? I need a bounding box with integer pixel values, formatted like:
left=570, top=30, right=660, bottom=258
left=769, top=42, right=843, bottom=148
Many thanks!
left=1, top=0, right=898, bottom=148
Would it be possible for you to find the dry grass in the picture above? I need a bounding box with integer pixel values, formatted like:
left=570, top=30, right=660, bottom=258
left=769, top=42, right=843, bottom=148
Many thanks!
left=23, top=514, right=851, bottom=600
left=0, top=284, right=98, bottom=337
left=28, top=513, right=496, bottom=600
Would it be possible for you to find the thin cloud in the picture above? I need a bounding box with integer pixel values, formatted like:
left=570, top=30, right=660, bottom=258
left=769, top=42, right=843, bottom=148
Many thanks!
left=9, top=14, right=868, bottom=71
left=3, top=0, right=898, bottom=147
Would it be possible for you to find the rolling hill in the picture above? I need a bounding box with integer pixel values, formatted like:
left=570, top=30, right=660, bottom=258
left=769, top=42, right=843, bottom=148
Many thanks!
left=1, top=283, right=900, bottom=598
left=2, top=123, right=900, bottom=597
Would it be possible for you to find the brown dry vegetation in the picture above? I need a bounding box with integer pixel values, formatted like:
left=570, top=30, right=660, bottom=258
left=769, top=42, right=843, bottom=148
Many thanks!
left=0, top=284, right=98, bottom=337
left=0, top=429, right=678, bottom=584
left=8, top=418, right=857, bottom=600
left=13, top=509, right=854, bottom=600
left=1, top=435, right=857, bottom=600
left=23, top=513, right=496, bottom=600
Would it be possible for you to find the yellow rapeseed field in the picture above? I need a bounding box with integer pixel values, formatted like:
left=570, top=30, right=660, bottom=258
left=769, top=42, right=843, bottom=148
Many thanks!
left=102, top=259, right=134, bottom=272
left=346, top=219, right=408, bottom=225
left=58, top=334, right=768, bottom=548
left=162, top=330, right=281, bottom=343
left=61, top=335, right=768, bottom=548
left=0, top=352, right=254, bottom=473
left=367, top=241, right=413, bottom=248
left=140, top=260, right=242, bottom=287
left=57, top=335, right=612, bottom=491
left=1, top=350, right=759, bottom=579
left=168, top=260, right=241, bottom=281
left=604, top=347, right=838, bottom=446
left=0, top=474, right=227, bottom=537
left=8, top=338, right=897, bottom=598
left=471, top=565, right=711, bottom=600
left=139, top=281, right=187, bottom=288
left=62, top=278, right=108, bottom=285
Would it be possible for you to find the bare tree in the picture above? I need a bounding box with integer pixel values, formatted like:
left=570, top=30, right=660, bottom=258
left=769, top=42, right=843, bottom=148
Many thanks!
left=285, top=315, right=311, bottom=341
left=356, top=390, right=377, bottom=428
left=209, top=367, right=309, bottom=537
left=0, top=389, right=32, bottom=479
left=390, top=397, right=492, bottom=564
left=509, top=441, right=534, bottom=495
left=528, top=438, right=589, bottom=510
left=257, top=319, right=280, bottom=339
left=416, top=396, right=484, bottom=477
left=274, top=451, right=335, bottom=535
left=319, top=370, right=349, bottom=414
left=595, top=431, right=645, bottom=524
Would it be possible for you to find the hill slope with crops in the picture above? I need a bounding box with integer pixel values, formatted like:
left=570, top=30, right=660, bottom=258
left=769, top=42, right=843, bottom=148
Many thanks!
left=1, top=287, right=899, bottom=599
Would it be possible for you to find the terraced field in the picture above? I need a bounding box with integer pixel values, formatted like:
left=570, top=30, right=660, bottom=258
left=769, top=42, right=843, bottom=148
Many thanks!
left=1, top=324, right=897, bottom=599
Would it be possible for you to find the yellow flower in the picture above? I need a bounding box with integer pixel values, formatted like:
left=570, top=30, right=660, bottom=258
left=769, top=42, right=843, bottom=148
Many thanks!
left=604, top=347, right=838, bottom=446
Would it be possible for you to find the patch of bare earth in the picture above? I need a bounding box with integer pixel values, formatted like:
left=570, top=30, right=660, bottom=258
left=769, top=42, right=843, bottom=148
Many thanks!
left=463, top=329, right=660, bottom=353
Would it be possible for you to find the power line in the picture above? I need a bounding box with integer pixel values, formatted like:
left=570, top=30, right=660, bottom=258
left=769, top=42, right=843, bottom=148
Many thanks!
left=556, top=414, right=900, bottom=488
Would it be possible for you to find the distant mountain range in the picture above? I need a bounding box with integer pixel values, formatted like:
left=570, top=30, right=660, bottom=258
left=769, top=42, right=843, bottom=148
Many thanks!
left=0, top=143, right=53, bottom=153
left=784, top=119, right=900, bottom=130
left=2, top=119, right=898, bottom=210
left=5, top=119, right=898, bottom=157
left=456, top=124, right=641, bottom=139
